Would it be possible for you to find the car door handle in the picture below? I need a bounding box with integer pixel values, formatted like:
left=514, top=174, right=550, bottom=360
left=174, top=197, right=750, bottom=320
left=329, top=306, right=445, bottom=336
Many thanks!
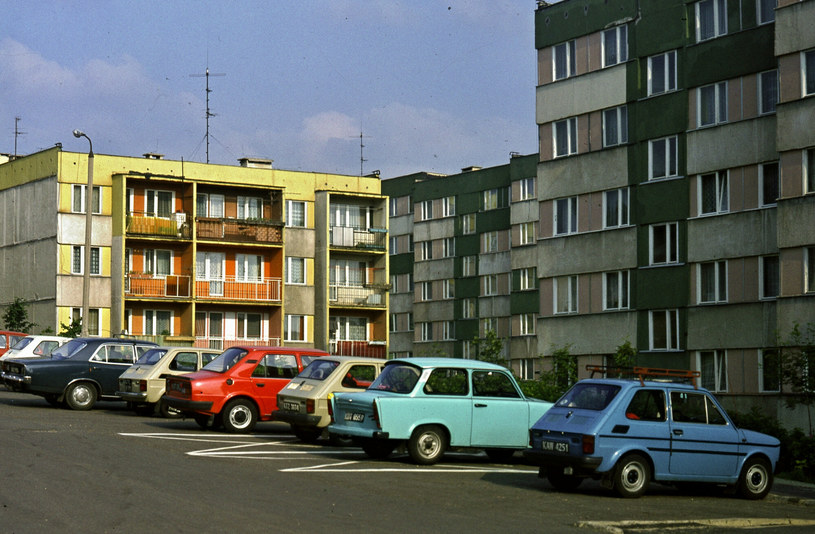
left=475, top=403, right=487, bottom=408
left=673, top=429, right=683, bottom=436
left=256, top=383, right=265, bottom=387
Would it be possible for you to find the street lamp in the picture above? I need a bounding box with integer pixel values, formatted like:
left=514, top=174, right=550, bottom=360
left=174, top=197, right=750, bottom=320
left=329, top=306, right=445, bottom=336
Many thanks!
left=73, top=129, right=94, bottom=337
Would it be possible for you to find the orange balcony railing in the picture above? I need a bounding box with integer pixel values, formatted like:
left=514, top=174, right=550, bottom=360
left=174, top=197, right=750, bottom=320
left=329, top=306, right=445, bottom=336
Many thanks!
left=197, top=218, right=283, bottom=244
left=127, top=212, right=191, bottom=238
left=125, top=274, right=191, bottom=298
left=195, top=276, right=282, bottom=302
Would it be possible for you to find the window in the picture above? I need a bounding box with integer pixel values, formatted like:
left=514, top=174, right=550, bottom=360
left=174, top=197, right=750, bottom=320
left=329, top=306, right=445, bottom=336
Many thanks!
left=553, top=40, right=576, bottom=80
left=389, top=197, right=398, bottom=217
left=237, top=313, right=262, bottom=339
left=72, top=307, right=100, bottom=336
left=145, top=310, right=172, bottom=336
left=442, top=196, right=455, bottom=217
left=286, top=257, right=305, bottom=284
left=604, top=271, right=629, bottom=311
left=699, top=171, right=729, bottom=215
left=650, top=309, right=679, bottom=351
left=424, top=368, right=468, bottom=395
left=602, top=25, right=628, bottom=67
left=441, top=321, right=454, bottom=340
left=462, top=298, right=476, bottom=319
left=442, top=279, right=454, bottom=300
left=197, top=193, right=224, bottom=218
left=330, top=259, right=367, bottom=287
left=760, top=162, right=779, bottom=207
left=419, top=241, right=433, bottom=261
left=554, top=117, right=578, bottom=157
left=462, top=213, right=476, bottom=234
left=473, top=370, right=519, bottom=398
left=420, top=281, right=433, bottom=302
left=519, top=222, right=535, bottom=245
left=330, top=316, right=367, bottom=342
left=649, top=223, right=679, bottom=265
left=284, top=315, right=308, bottom=342
left=420, top=322, right=433, bottom=342
left=603, top=106, right=628, bottom=147
left=72, top=246, right=101, bottom=275
left=236, top=254, right=262, bottom=282
left=418, top=200, right=433, bottom=221
left=698, top=350, right=727, bottom=392
left=699, top=261, right=727, bottom=303
left=442, top=237, right=455, bottom=258
left=648, top=51, right=677, bottom=96
left=806, top=148, right=815, bottom=194
left=761, top=255, right=779, bottom=299
left=145, top=249, right=171, bottom=276
left=759, top=349, right=781, bottom=392
left=519, top=177, right=535, bottom=201
left=389, top=236, right=398, bottom=255
left=72, top=185, right=102, bottom=214
left=758, top=0, right=776, bottom=24
left=483, top=231, right=498, bottom=253
left=554, top=197, right=578, bottom=235
left=146, top=190, right=174, bottom=218
left=696, top=0, right=727, bottom=42
left=196, top=251, right=225, bottom=295
left=518, top=359, right=536, bottom=380
left=518, top=313, right=535, bottom=336
left=519, top=267, right=536, bottom=291
left=806, top=247, right=815, bottom=294
left=483, top=189, right=498, bottom=211
left=554, top=275, right=577, bottom=314
left=237, top=196, right=262, bottom=219
left=481, top=317, right=497, bottom=335
left=805, top=49, right=815, bottom=97
left=698, top=82, right=727, bottom=127
left=649, top=136, right=678, bottom=179
left=625, top=389, right=666, bottom=421
left=670, top=391, right=726, bottom=424
left=759, top=70, right=778, bottom=115
left=332, top=203, right=372, bottom=230
left=462, top=255, right=477, bottom=277
left=482, top=274, right=498, bottom=296
left=286, top=200, right=306, bottom=227
left=604, top=188, right=629, bottom=228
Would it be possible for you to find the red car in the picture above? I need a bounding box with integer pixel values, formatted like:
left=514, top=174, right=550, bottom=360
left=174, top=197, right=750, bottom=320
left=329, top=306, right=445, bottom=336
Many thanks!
left=163, top=346, right=329, bottom=433
left=0, top=331, right=27, bottom=357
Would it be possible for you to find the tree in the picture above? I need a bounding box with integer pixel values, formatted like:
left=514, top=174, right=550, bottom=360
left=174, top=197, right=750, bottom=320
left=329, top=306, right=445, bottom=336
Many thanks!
left=2, top=297, right=36, bottom=333
left=472, top=330, right=506, bottom=367
left=59, top=317, right=82, bottom=338
left=778, top=322, right=815, bottom=434
left=534, top=344, right=577, bottom=401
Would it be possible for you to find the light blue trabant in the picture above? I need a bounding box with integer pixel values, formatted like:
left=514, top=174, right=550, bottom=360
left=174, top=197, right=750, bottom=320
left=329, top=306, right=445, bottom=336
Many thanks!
left=328, top=358, right=553, bottom=465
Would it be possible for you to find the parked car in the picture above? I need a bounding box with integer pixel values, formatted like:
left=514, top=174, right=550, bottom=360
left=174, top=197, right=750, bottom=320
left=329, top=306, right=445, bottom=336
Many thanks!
left=0, top=335, right=71, bottom=361
left=0, top=330, right=27, bottom=357
left=117, top=346, right=221, bottom=417
left=524, top=366, right=781, bottom=499
left=1, top=337, right=158, bottom=410
left=328, top=358, right=553, bottom=465
left=162, top=346, right=329, bottom=433
left=274, top=356, right=386, bottom=442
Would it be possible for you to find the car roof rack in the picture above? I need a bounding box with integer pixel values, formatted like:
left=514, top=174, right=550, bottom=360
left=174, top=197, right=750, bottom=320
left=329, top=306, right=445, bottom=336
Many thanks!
left=586, top=365, right=700, bottom=388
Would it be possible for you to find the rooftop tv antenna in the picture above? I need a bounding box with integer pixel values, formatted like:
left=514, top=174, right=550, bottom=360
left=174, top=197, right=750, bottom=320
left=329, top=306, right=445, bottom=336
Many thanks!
left=189, top=68, right=225, bottom=163
left=356, top=131, right=371, bottom=176
left=14, top=116, right=26, bottom=157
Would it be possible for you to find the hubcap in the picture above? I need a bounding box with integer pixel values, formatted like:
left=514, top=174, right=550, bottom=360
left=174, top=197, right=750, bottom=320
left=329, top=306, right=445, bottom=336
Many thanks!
left=73, top=386, right=90, bottom=405
left=229, top=405, right=251, bottom=428
left=746, top=465, right=767, bottom=493
left=621, top=461, right=644, bottom=491
left=419, top=433, right=440, bottom=457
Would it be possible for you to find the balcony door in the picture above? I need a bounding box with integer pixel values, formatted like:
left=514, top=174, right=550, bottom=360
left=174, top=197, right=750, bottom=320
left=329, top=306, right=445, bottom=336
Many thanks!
left=196, top=251, right=225, bottom=296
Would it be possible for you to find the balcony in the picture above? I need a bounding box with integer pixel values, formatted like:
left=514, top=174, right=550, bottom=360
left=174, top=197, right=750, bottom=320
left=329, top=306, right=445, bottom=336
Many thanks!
left=195, top=276, right=282, bottom=302
left=194, top=336, right=281, bottom=350
left=330, top=340, right=387, bottom=358
left=125, top=273, right=191, bottom=298
left=330, top=226, right=387, bottom=250
left=197, top=217, right=283, bottom=244
left=329, top=284, right=387, bottom=307
left=127, top=212, right=191, bottom=238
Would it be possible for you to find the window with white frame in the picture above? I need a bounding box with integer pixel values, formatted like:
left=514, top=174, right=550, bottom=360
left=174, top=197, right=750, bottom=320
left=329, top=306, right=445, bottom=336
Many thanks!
left=72, top=246, right=101, bottom=275
left=196, top=251, right=225, bottom=295
left=519, top=267, right=536, bottom=291
left=554, top=197, right=578, bottom=235
left=806, top=246, right=815, bottom=294
left=389, top=236, right=398, bottom=255
left=760, top=161, right=779, bottom=207
left=602, top=25, right=628, bottom=67
left=462, top=298, right=476, bottom=319
left=758, top=0, right=776, bottom=24
left=462, top=213, right=476, bottom=234
left=482, top=274, right=498, bottom=296
left=418, top=200, right=433, bottom=221
left=285, top=315, right=308, bottom=342
left=483, top=189, right=498, bottom=211
left=330, top=259, right=367, bottom=288
left=519, top=177, right=535, bottom=201
left=650, top=309, right=679, bottom=350
left=420, top=322, right=433, bottom=342
left=604, top=188, right=629, bottom=228
left=442, top=196, right=455, bottom=217
left=237, top=312, right=262, bottom=339
left=145, top=310, right=172, bottom=336
left=198, top=193, right=224, bottom=218
left=236, top=254, right=262, bottom=282
left=72, top=307, right=100, bottom=336
left=554, top=275, right=578, bottom=314
left=554, top=117, right=578, bottom=157
left=462, top=255, right=477, bottom=277
left=330, top=316, right=367, bottom=342
left=237, top=196, right=262, bottom=220
left=332, top=203, right=372, bottom=229
left=72, top=185, right=102, bottom=214
left=698, top=350, right=727, bottom=392
left=286, top=257, right=305, bottom=284
left=695, top=0, right=727, bottom=42
left=806, top=148, right=815, bottom=194
left=759, top=70, right=778, bottom=115
left=462, top=340, right=474, bottom=359
left=698, top=260, right=727, bottom=303
left=518, top=313, right=535, bottom=336
left=442, top=321, right=454, bottom=341
left=648, top=50, right=677, bottom=96
left=604, top=271, right=629, bottom=310
left=518, top=358, right=536, bottom=380
left=442, top=237, right=455, bottom=258
left=649, top=136, right=678, bottom=179
left=553, top=40, right=576, bottom=80
left=419, top=241, right=433, bottom=261
left=519, top=222, right=535, bottom=245
left=390, top=274, right=399, bottom=294
left=407, top=312, right=413, bottom=331
left=761, top=255, right=779, bottom=299
left=759, top=349, right=781, bottom=392
left=483, top=231, right=498, bottom=253
left=699, top=170, right=729, bottom=215
left=481, top=317, right=497, bottom=335
left=286, top=200, right=306, bottom=227
left=698, top=82, right=728, bottom=127
left=442, top=279, right=454, bottom=300
left=650, top=223, right=679, bottom=265
left=420, top=281, right=433, bottom=301
left=603, top=106, right=628, bottom=147
left=805, top=49, right=815, bottom=97
left=389, top=197, right=398, bottom=217
left=142, top=249, right=170, bottom=277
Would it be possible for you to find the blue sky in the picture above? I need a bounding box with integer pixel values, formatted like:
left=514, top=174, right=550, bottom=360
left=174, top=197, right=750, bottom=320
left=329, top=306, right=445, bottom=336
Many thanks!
left=1, top=1, right=540, bottom=178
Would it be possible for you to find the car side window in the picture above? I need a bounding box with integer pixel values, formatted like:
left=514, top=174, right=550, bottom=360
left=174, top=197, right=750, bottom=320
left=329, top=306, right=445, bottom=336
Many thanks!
left=670, top=391, right=727, bottom=425
left=34, top=341, right=57, bottom=356
left=99, top=344, right=135, bottom=364
left=472, top=371, right=520, bottom=398
left=423, top=368, right=469, bottom=396
left=201, top=352, right=217, bottom=366
left=253, top=353, right=298, bottom=379
left=625, top=389, right=666, bottom=421
left=171, top=352, right=198, bottom=372
left=136, top=345, right=155, bottom=357
left=342, top=365, right=377, bottom=389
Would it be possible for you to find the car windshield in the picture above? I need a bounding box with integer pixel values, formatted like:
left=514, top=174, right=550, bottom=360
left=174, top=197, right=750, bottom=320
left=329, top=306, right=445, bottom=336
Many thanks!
left=298, top=359, right=339, bottom=381
left=556, top=383, right=621, bottom=411
left=50, top=340, right=87, bottom=360
left=368, top=363, right=421, bottom=394
left=202, top=348, right=247, bottom=373
left=11, top=337, right=33, bottom=350
left=135, top=348, right=169, bottom=365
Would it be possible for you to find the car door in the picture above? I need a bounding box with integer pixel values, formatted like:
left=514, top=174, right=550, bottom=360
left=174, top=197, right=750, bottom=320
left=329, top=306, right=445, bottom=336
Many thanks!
left=89, top=343, right=137, bottom=394
left=250, top=352, right=299, bottom=416
left=470, top=370, right=529, bottom=448
left=668, top=390, right=740, bottom=477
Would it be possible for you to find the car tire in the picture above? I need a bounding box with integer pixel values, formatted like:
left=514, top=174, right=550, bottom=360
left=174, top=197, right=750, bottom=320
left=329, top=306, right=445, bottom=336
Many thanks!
left=547, top=471, right=583, bottom=492
left=64, top=382, right=97, bottom=411
left=737, top=457, right=773, bottom=500
left=485, top=448, right=516, bottom=463
left=292, top=426, right=322, bottom=443
left=613, top=453, right=651, bottom=498
left=361, top=438, right=396, bottom=460
left=221, top=399, right=258, bottom=434
left=407, top=425, right=447, bottom=465
left=159, top=399, right=183, bottom=419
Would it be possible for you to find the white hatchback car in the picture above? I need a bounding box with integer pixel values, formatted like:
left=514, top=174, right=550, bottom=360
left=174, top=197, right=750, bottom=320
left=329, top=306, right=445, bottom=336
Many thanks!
left=0, top=335, right=71, bottom=361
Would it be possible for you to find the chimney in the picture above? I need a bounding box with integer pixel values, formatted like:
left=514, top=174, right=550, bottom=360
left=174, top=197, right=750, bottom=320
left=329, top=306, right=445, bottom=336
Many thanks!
left=461, top=166, right=482, bottom=173
left=238, top=157, right=274, bottom=169
left=143, top=153, right=164, bottom=160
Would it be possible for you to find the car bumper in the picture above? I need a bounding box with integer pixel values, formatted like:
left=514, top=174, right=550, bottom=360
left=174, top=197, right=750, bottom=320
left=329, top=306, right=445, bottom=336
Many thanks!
left=2, top=372, right=31, bottom=385
left=116, top=391, right=148, bottom=403
left=162, top=396, right=213, bottom=413
left=523, top=450, right=603, bottom=476
left=327, top=423, right=389, bottom=439
left=272, top=410, right=322, bottom=426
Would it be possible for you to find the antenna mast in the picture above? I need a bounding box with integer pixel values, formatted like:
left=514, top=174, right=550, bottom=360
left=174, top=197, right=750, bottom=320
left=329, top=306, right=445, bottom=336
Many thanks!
left=356, top=131, right=372, bottom=176
left=190, top=68, right=225, bottom=163
left=14, top=117, right=26, bottom=157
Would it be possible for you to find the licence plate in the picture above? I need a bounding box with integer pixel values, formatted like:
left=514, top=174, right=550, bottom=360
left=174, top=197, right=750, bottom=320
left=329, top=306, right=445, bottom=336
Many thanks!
left=283, top=401, right=299, bottom=412
left=344, top=412, right=365, bottom=422
left=540, top=439, right=569, bottom=453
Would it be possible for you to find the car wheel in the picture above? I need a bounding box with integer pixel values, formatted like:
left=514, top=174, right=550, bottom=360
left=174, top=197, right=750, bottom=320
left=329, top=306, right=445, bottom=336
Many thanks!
left=361, top=438, right=396, bottom=460
left=737, top=457, right=773, bottom=500
left=328, top=433, right=354, bottom=447
left=222, top=399, right=258, bottom=434
left=613, top=453, right=651, bottom=498
left=485, top=448, right=516, bottom=463
left=292, top=426, right=322, bottom=443
left=193, top=413, right=214, bottom=430
left=407, top=425, right=447, bottom=465
left=64, top=382, right=97, bottom=411
left=159, top=399, right=183, bottom=419
left=547, top=471, right=583, bottom=491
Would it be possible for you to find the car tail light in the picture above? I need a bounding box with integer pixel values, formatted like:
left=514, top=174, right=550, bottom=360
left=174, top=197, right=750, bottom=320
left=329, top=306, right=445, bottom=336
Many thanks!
left=327, top=396, right=334, bottom=423
left=139, top=380, right=147, bottom=392
left=372, top=399, right=381, bottom=429
left=306, top=398, right=315, bottom=414
left=582, top=435, right=595, bottom=455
